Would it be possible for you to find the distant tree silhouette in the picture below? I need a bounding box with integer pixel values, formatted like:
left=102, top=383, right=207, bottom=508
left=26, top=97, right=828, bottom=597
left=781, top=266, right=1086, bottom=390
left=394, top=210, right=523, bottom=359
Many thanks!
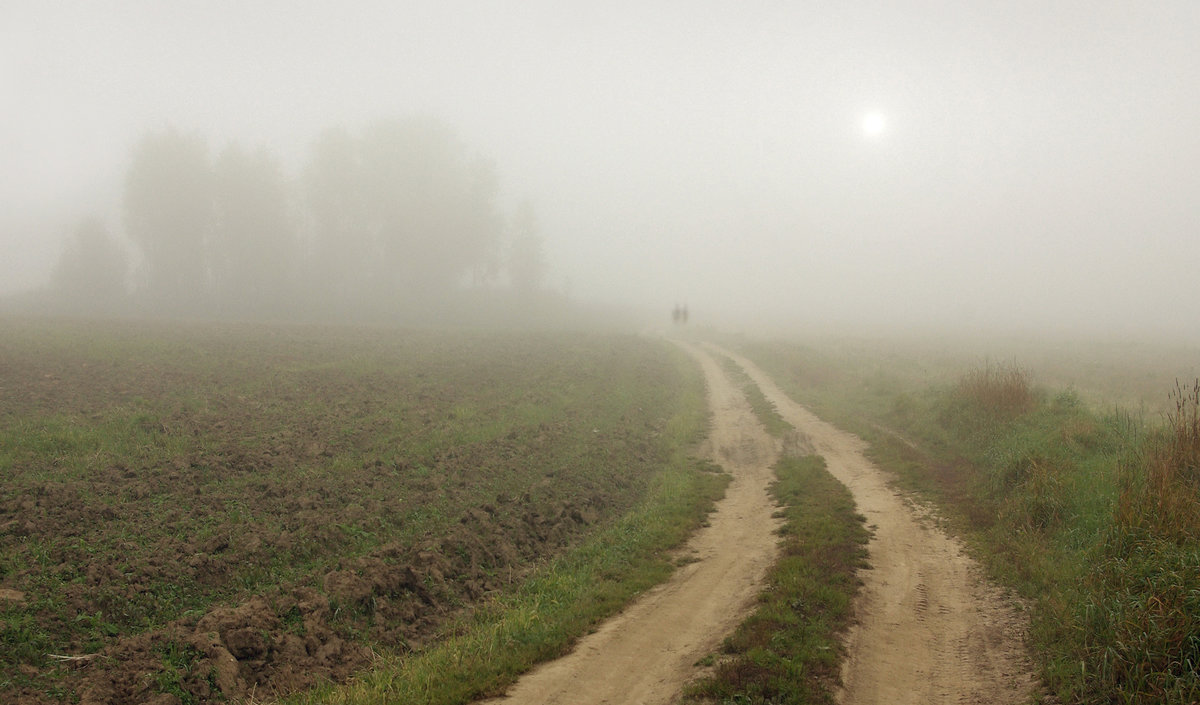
left=211, top=142, right=295, bottom=315
left=301, top=118, right=504, bottom=313
left=508, top=200, right=546, bottom=296
left=114, top=117, right=518, bottom=320
left=303, top=126, right=370, bottom=307
left=359, top=117, right=501, bottom=297
left=51, top=217, right=128, bottom=308
left=124, top=127, right=213, bottom=312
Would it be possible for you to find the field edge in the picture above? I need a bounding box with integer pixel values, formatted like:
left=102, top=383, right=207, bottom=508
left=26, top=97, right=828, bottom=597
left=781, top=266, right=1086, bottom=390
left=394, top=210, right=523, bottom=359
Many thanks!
left=275, top=340, right=730, bottom=705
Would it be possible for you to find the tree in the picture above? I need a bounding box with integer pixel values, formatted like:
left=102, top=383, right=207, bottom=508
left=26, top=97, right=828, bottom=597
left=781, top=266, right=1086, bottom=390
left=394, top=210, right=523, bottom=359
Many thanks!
left=358, top=117, right=502, bottom=297
left=51, top=217, right=128, bottom=308
left=124, top=127, right=214, bottom=313
left=508, top=200, right=546, bottom=296
left=302, top=126, right=370, bottom=306
left=211, top=142, right=295, bottom=314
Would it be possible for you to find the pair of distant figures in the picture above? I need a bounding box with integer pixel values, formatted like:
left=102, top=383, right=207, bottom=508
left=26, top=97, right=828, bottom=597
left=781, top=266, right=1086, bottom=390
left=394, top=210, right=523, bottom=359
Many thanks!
left=672, top=304, right=689, bottom=325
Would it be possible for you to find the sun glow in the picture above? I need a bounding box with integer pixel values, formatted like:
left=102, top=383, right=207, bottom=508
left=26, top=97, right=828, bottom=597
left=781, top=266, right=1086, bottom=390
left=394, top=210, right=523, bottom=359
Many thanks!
left=861, top=112, right=887, bottom=139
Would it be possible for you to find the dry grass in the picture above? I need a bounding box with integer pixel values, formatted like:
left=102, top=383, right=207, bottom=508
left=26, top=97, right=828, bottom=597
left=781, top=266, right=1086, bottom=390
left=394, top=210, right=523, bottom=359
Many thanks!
left=953, top=361, right=1035, bottom=420
left=1116, top=379, right=1200, bottom=541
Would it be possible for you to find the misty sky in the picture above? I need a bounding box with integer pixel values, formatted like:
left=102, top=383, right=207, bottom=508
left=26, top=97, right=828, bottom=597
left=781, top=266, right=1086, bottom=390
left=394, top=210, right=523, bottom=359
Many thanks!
left=3, top=1, right=1198, bottom=335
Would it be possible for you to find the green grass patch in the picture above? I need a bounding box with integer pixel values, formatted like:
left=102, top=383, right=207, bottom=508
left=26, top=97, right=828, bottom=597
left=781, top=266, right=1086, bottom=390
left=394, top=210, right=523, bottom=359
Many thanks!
left=682, top=454, right=869, bottom=705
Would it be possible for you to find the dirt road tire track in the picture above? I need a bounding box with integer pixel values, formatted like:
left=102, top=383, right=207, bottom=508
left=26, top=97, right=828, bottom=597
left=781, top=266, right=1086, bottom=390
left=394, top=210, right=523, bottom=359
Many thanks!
left=713, top=344, right=1038, bottom=705
left=480, top=342, right=782, bottom=705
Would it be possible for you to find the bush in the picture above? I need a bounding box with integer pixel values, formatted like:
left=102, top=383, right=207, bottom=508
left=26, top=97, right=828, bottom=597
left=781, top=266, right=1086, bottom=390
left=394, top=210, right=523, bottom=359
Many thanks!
left=952, top=361, right=1035, bottom=421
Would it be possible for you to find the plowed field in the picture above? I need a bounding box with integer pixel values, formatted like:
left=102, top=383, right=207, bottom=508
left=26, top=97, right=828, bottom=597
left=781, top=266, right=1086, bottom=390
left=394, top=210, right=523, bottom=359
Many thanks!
left=0, top=319, right=704, bottom=704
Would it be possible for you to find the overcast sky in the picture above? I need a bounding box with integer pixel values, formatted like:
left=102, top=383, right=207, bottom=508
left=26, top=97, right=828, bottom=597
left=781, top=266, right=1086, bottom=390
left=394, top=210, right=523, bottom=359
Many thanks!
left=3, top=1, right=1198, bottom=336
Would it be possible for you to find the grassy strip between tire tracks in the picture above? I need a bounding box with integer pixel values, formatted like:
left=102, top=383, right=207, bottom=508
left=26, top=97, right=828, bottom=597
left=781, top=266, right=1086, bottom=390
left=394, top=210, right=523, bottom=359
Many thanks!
left=682, top=454, right=869, bottom=705
left=276, top=370, right=729, bottom=704
left=683, top=351, right=868, bottom=704
left=716, top=353, right=791, bottom=438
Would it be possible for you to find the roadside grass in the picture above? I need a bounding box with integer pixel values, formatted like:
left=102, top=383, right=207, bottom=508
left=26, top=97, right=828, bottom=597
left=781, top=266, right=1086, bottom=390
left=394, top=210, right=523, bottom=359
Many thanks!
left=737, top=339, right=1200, bottom=704
left=682, top=454, right=869, bottom=705
left=1083, top=380, right=1200, bottom=703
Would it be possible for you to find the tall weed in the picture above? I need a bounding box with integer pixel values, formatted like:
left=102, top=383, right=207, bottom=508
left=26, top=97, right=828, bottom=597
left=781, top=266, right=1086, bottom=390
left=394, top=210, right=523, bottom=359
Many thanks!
left=1078, top=379, right=1200, bottom=703
left=1116, top=379, right=1200, bottom=541
left=949, top=361, right=1035, bottom=424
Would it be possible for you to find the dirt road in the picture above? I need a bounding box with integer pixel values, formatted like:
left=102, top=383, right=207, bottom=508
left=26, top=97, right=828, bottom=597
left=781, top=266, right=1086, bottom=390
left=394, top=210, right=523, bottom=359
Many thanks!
left=482, top=342, right=1036, bottom=705
left=714, top=345, right=1037, bottom=705
left=481, top=342, right=783, bottom=705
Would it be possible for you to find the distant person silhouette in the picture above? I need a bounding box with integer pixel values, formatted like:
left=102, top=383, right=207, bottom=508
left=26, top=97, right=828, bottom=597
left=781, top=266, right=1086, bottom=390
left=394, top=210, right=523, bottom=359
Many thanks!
left=672, top=303, right=689, bottom=325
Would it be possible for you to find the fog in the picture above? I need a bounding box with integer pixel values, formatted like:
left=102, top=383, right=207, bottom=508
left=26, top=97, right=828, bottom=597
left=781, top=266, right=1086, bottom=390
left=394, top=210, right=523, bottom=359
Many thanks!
left=3, top=2, right=1198, bottom=337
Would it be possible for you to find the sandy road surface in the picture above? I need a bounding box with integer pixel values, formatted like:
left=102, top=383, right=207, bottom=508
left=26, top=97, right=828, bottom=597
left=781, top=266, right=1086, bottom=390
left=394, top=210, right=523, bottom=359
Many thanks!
left=714, top=345, right=1037, bottom=705
left=480, top=342, right=782, bottom=705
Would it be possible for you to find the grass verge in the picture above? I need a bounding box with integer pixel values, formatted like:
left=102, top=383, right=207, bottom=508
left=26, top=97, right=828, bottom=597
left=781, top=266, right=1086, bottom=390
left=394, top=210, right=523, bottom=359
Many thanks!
left=682, top=455, right=869, bottom=705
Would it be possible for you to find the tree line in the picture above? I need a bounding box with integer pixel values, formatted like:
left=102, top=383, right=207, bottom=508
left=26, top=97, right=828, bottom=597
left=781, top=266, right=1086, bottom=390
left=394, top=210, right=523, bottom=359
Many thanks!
left=43, top=116, right=547, bottom=321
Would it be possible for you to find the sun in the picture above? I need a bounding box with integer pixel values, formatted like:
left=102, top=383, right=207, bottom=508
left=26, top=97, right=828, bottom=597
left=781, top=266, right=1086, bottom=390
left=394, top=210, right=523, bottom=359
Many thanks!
left=861, top=112, right=887, bottom=139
